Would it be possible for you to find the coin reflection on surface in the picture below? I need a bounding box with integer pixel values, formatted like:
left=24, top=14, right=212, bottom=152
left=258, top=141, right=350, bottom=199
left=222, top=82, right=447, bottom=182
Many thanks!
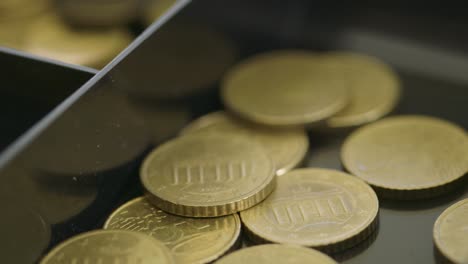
left=22, top=14, right=132, bottom=68
left=323, top=52, right=400, bottom=128
left=181, top=111, right=308, bottom=176
left=0, top=198, right=50, bottom=264
left=40, top=230, right=175, bottom=264
left=240, top=168, right=379, bottom=253
left=141, top=133, right=276, bottom=217
left=117, top=20, right=237, bottom=99
left=104, top=197, right=241, bottom=263
left=433, top=198, right=468, bottom=264
left=215, top=244, right=337, bottom=264
left=222, top=50, right=348, bottom=126
left=342, top=115, right=468, bottom=200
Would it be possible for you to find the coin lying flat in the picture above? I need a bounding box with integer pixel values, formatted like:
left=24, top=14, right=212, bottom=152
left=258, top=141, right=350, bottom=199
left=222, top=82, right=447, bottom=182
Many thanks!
left=104, top=197, right=241, bottom=263
left=180, top=111, right=308, bottom=176
left=240, top=168, right=379, bottom=253
left=141, top=133, right=276, bottom=217
left=40, top=230, right=175, bottom=264
left=215, top=244, right=337, bottom=264
left=323, top=52, right=400, bottom=128
left=341, top=115, right=468, bottom=199
left=22, top=15, right=132, bottom=68
left=222, top=50, right=348, bottom=126
left=433, top=198, right=468, bottom=264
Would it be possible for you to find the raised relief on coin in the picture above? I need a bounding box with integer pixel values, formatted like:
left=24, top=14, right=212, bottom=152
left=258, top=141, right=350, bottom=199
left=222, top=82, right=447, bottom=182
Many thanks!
left=240, top=168, right=379, bottom=253
left=215, top=244, right=337, bottom=264
left=104, top=197, right=241, bottom=263
left=341, top=115, right=468, bottom=199
left=40, top=230, right=175, bottom=264
left=141, top=133, right=276, bottom=217
left=433, top=198, right=468, bottom=264
left=322, top=52, right=401, bottom=128
left=180, top=111, right=308, bottom=175
left=222, top=50, right=348, bottom=126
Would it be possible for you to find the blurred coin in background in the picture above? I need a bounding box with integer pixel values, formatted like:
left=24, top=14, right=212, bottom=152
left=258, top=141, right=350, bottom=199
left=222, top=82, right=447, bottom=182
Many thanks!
left=22, top=14, right=132, bottom=68
left=55, top=0, right=141, bottom=27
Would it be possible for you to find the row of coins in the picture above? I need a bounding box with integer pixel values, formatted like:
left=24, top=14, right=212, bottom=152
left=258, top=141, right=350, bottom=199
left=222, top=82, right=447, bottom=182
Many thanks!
left=40, top=51, right=468, bottom=263
left=0, top=0, right=174, bottom=68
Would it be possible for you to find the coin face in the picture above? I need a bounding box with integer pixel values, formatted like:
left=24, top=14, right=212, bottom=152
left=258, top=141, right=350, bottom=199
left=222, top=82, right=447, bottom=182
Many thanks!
left=433, top=198, right=468, bottom=264
left=141, top=133, right=276, bottom=217
left=104, top=197, right=241, bottom=263
left=240, top=168, right=379, bottom=252
left=215, top=244, right=337, bottom=264
left=341, top=115, right=468, bottom=199
left=181, top=111, right=308, bottom=176
left=222, top=50, right=348, bottom=126
left=23, top=15, right=132, bottom=68
left=40, top=230, right=175, bottom=264
left=323, top=52, right=400, bottom=128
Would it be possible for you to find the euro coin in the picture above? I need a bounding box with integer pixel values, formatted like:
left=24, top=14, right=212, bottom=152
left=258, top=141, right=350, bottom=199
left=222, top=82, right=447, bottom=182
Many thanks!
left=342, top=115, right=468, bottom=199
left=240, top=168, right=379, bottom=253
left=104, top=196, right=241, bottom=263
left=222, top=50, right=348, bottom=126
left=141, top=133, right=276, bottom=217
left=181, top=111, right=308, bottom=176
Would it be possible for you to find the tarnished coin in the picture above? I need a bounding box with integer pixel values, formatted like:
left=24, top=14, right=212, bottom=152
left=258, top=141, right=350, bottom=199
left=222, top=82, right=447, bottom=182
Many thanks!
left=341, top=115, right=468, bottom=199
left=222, top=50, right=348, bottom=126
left=433, top=198, right=468, bottom=264
left=40, top=230, right=175, bottom=264
left=104, top=197, right=241, bottom=263
left=215, top=244, right=337, bottom=264
left=181, top=111, right=308, bottom=176
left=22, top=15, right=132, bottom=68
left=322, top=52, right=400, bottom=128
left=141, top=133, right=276, bottom=217
left=240, top=168, right=379, bottom=253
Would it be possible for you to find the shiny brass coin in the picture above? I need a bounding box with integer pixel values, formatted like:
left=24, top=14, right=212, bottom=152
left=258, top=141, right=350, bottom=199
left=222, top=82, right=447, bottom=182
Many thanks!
left=22, top=14, right=132, bottom=68
left=104, top=197, right=241, bottom=263
left=222, top=50, right=348, bottom=126
left=240, top=168, right=379, bottom=253
left=322, top=52, right=400, bottom=128
left=341, top=115, right=468, bottom=199
left=180, top=111, right=309, bottom=176
left=141, top=133, right=276, bottom=217
left=433, top=198, right=468, bottom=264
left=215, top=244, right=337, bottom=264
left=40, top=230, right=175, bottom=264
left=143, top=0, right=176, bottom=25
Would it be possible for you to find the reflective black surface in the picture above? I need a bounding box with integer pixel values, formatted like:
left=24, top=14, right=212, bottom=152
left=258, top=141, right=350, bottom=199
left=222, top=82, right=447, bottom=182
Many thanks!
left=0, top=1, right=467, bottom=263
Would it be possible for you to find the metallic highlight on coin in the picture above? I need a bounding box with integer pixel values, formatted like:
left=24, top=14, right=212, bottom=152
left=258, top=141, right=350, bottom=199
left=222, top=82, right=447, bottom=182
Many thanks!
left=40, top=230, right=175, bottom=264
left=433, top=198, right=468, bottom=264
left=341, top=115, right=468, bottom=199
left=104, top=197, right=241, bottom=264
left=141, top=133, right=276, bottom=217
left=222, top=50, right=348, bottom=126
left=323, top=52, right=400, bottom=128
left=240, top=168, right=379, bottom=253
left=180, top=111, right=309, bottom=176
left=215, top=244, right=337, bottom=264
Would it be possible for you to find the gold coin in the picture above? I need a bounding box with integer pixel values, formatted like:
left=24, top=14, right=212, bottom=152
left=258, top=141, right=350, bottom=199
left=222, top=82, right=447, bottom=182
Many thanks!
left=433, top=198, right=468, bottom=264
left=141, top=133, right=276, bottom=217
left=40, top=230, right=175, bottom=264
left=222, top=50, right=348, bottom=126
left=322, top=52, right=401, bottom=128
left=240, top=168, right=379, bottom=253
left=180, top=111, right=309, bottom=176
left=215, top=244, right=337, bottom=264
left=22, top=14, right=132, bottom=68
left=341, top=115, right=468, bottom=199
left=104, top=196, right=241, bottom=263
